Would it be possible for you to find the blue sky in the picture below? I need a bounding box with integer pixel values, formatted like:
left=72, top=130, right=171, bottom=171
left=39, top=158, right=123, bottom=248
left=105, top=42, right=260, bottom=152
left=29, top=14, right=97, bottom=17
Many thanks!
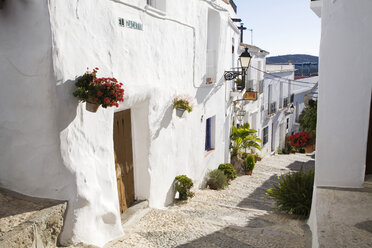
left=233, top=0, right=321, bottom=56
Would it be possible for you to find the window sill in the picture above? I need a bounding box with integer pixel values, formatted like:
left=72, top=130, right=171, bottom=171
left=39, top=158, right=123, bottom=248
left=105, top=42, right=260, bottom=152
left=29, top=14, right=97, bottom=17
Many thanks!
left=204, top=149, right=215, bottom=157
left=145, top=5, right=166, bottom=16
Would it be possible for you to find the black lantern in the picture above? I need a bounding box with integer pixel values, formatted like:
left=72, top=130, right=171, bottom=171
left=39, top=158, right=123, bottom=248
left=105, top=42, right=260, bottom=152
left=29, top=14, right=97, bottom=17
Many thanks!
left=224, top=47, right=252, bottom=81
left=239, top=47, right=252, bottom=69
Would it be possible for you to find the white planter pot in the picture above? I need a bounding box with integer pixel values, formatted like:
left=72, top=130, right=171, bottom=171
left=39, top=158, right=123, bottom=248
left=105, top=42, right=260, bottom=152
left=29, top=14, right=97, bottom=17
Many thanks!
left=176, top=108, right=186, bottom=118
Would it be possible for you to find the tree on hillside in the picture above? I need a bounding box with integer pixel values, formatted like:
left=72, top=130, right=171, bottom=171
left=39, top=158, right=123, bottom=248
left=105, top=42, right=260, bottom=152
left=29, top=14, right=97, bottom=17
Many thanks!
left=299, top=100, right=317, bottom=133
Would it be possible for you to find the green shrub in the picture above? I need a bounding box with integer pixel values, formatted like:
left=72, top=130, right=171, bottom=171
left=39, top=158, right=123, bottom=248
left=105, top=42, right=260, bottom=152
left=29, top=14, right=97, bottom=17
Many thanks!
left=242, top=153, right=255, bottom=171
left=207, top=169, right=228, bottom=190
left=266, top=168, right=314, bottom=218
left=175, top=175, right=194, bottom=200
left=218, top=163, right=237, bottom=181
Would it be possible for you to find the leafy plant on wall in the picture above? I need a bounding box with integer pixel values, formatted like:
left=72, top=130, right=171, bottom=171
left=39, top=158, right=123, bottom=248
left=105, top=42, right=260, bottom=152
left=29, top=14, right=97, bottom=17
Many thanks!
left=299, top=100, right=317, bottom=133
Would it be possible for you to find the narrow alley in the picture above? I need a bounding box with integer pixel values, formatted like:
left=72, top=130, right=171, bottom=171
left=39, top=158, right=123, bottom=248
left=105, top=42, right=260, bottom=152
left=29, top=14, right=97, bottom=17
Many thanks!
left=106, top=153, right=314, bottom=248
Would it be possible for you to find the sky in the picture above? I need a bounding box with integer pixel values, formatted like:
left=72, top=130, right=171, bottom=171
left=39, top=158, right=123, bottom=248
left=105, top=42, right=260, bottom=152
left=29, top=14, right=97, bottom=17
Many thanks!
left=233, top=0, right=321, bottom=56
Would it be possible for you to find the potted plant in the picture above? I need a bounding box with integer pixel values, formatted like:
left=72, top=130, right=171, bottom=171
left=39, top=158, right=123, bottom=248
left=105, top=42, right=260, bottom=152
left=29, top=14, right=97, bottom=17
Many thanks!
left=73, top=68, right=124, bottom=112
left=242, top=153, right=255, bottom=175
left=175, top=175, right=194, bottom=200
left=173, top=95, right=193, bottom=118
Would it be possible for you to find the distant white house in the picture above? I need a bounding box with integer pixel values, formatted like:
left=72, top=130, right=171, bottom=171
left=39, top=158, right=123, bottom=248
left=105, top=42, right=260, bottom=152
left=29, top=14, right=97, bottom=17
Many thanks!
left=309, top=0, right=372, bottom=247
left=0, top=0, right=241, bottom=246
left=261, top=63, right=296, bottom=155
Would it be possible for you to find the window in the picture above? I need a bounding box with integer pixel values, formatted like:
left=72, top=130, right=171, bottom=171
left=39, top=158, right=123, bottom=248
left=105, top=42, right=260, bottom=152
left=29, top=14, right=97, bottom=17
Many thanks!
left=286, top=118, right=289, bottom=130
left=147, top=0, right=166, bottom=12
left=263, top=126, right=269, bottom=145
left=205, top=116, right=216, bottom=151
left=205, top=9, right=220, bottom=84
left=268, top=84, right=272, bottom=111
left=279, top=81, right=283, bottom=108
left=259, top=80, right=264, bottom=94
left=283, top=97, right=289, bottom=108
left=269, top=102, right=277, bottom=115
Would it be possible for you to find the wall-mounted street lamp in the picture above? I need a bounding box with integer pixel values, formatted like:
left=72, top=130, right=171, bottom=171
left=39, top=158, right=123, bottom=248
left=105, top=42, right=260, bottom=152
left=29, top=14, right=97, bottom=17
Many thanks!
left=289, top=103, right=295, bottom=112
left=224, top=47, right=252, bottom=81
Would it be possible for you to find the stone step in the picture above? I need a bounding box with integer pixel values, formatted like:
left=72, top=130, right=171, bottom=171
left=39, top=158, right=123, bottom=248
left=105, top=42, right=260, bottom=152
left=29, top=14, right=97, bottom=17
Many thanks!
left=364, top=175, right=372, bottom=188
left=0, top=188, right=66, bottom=248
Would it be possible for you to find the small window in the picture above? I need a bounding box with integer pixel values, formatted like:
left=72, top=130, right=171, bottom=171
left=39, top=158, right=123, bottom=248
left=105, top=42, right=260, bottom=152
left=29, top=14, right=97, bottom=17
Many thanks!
left=286, top=118, right=289, bottom=129
left=205, top=116, right=216, bottom=151
left=263, top=126, right=269, bottom=145
left=147, top=0, right=166, bottom=12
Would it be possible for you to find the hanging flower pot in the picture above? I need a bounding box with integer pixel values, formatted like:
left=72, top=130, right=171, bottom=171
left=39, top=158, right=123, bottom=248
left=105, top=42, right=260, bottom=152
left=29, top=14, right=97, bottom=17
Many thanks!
left=173, top=95, right=193, bottom=118
left=73, top=67, right=125, bottom=113
left=86, top=102, right=100, bottom=113
left=176, top=108, right=186, bottom=118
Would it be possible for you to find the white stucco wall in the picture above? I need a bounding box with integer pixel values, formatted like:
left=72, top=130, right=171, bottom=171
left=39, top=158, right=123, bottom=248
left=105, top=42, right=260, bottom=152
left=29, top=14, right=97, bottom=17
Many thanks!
left=314, top=0, right=372, bottom=188
left=309, top=1, right=372, bottom=247
left=0, top=0, right=240, bottom=246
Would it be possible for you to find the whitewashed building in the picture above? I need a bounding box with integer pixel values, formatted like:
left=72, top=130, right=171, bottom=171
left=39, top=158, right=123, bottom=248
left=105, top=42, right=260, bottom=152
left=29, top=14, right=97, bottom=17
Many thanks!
left=309, top=0, right=372, bottom=247
left=261, top=63, right=296, bottom=155
left=230, top=44, right=268, bottom=137
left=0, top=0, right=242, bottom=246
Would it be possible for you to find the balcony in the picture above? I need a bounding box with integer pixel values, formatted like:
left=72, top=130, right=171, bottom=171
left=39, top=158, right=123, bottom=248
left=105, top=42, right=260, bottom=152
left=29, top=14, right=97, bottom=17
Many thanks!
left=311, top=0, right=322, bottom=17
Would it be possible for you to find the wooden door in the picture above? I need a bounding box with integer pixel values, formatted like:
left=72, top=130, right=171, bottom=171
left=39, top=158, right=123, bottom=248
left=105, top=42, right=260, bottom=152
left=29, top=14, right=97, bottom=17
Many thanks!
left=114, top=110, right=135, bottom=213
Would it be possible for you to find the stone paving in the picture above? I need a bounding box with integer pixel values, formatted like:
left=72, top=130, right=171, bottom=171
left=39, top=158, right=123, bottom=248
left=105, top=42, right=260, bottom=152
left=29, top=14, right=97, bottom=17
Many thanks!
left=106, top=153, right=314, bottom=248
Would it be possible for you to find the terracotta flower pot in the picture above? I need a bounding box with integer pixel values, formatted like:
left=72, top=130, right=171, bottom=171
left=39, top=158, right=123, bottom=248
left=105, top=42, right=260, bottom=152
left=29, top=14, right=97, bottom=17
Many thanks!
left=86, top=102, right=100, bottom=113
left=176, top=108, right=186, bottom=118
left=245, top=170, right=252, bottom=176
left=304, top=145, right=314, bottom=153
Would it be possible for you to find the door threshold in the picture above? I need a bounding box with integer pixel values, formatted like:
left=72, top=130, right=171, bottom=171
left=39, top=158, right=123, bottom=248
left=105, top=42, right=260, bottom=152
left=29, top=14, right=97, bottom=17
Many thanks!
left=121, top=200, right=149, bottom=225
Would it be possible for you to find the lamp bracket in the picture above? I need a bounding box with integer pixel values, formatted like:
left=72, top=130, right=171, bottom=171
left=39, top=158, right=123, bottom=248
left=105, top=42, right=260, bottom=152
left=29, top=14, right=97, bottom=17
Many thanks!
left=224, top=71, right=242, bottom=81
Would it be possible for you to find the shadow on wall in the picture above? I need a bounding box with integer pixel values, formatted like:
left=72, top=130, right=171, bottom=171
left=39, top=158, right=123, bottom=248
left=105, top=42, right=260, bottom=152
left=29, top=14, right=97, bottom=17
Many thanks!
left=195, top=75, right=225, bottom=105
left=164, top=178, right=176, bottom=206
left=152, top=104, right=173, bottom=140
left=56, top=80, right=79, bottom=132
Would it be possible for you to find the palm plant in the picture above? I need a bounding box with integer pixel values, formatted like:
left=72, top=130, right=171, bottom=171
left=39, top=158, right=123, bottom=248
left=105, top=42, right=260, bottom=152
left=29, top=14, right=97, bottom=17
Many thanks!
left=230, top=123, right=262, bottom=158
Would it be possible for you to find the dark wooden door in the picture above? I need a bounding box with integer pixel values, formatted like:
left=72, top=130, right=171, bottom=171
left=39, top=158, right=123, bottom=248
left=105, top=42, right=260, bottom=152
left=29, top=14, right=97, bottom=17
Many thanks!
left=114, top=110, right=135, bottom=213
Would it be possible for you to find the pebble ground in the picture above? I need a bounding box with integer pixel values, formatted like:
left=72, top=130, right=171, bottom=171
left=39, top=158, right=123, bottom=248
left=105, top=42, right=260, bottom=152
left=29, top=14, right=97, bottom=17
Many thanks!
left=106, top=153, right=314, bottom=248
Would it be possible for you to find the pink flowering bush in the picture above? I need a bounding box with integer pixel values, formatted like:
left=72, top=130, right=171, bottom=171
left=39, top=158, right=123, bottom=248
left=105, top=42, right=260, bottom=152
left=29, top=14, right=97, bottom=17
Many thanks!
left=73, top=67, right=124, bottom=108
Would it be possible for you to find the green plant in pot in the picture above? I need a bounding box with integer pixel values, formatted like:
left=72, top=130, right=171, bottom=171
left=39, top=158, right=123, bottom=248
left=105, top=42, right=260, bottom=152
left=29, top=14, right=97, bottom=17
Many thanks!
left=242, top=153, right=255, bottom=175
left=173, top=95, right=193, bottom=118
left=218, top=163, right=237, bottom=182
left=175, top=175, right=194, bottom=200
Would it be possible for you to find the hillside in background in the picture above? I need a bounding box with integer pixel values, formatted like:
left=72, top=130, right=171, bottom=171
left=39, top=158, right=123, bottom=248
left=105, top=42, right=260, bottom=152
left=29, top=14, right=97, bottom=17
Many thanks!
left=267, top=54, right=318, bottom=76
